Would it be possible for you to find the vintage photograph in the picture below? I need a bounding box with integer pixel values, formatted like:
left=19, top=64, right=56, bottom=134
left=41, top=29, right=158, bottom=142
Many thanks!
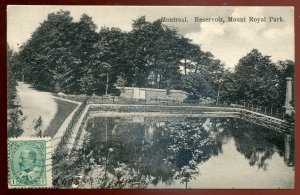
left=7, top=6, right=295, bottom=189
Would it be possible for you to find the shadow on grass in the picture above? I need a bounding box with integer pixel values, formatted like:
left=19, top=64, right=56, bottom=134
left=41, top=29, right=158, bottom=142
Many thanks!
left=43, top=98, right=78, bottom=137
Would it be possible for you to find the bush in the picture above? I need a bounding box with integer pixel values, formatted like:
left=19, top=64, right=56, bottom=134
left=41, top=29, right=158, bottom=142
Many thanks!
left=8, top=108, right=26, bottom=137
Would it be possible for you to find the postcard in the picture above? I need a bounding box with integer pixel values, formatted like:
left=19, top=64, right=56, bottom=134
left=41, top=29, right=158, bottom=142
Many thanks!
left=6, top=5, right=295, bottom=189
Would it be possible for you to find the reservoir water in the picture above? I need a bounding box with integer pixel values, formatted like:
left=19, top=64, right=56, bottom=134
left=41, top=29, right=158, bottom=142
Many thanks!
left=80, top=116, right=294, bottom=189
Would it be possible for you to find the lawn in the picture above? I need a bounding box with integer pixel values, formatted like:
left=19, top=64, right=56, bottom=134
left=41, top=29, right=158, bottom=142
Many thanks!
left=43, top=98, right=78, bottom=137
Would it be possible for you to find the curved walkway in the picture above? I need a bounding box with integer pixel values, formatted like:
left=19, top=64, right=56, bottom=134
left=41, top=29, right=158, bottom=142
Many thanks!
left=16, top=82, right=57, bottom=137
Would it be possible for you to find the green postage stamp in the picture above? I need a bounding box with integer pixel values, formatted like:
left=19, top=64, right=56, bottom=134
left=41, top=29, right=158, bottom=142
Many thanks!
left=8, top=137, right=52, bottom=188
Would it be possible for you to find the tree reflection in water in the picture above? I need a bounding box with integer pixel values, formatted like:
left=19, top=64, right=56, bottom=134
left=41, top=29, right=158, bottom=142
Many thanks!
left=79, top=116, right=294, bottom=189
left=229, top=119, right=294, bottom=170
left=165, top=118, right=213, bottom=188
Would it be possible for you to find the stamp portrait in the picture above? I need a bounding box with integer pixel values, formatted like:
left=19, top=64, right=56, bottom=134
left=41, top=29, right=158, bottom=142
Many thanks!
left=8, top=137, right=52, bottom=188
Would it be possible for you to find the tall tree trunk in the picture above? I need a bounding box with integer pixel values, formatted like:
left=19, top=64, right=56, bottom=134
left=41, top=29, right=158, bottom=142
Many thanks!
left=105, top=72, right=109, bottom=96
left=184, top=59, right=187, bottom=75
left=158, top=74, right=161, bottom=88
left=22, top=69, right=25, bottom=82
left=154, top=57, right=158, bottom=88
left=194, top=63, right=199, bottom=73
left=216, top=85, right=220, bottom=105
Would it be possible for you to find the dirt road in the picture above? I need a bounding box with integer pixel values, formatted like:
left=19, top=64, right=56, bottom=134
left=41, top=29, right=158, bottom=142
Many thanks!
left=16, top=82, right=57, bottom=136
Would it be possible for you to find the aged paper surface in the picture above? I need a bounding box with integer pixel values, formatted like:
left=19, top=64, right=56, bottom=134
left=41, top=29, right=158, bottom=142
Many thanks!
left=7, top=6, right=294, bottom=189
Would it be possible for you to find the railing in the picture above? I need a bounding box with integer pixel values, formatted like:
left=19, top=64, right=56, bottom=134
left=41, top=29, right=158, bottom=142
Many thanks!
left=86, top=96, right=287, bottom=120
left=53, top=98, right=88, bottom=158
left=69, top=105, right=92, bottom=156
left=240, top=102, right=285, bottom=119
left=89, top=97, right=216, bottom=106
left=238, top=109, right=292, bottom=133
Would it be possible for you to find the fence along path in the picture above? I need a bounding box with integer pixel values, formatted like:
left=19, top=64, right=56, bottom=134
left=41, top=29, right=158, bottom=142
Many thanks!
left=51, top=99, right=80, bottom=153
left=81, top=96, right=287, bottom=119
left=238, top=108, right=292, bottom=133
left=86, top=102, right=293, bottom=133
left=52, top=98, right=87, bottom=155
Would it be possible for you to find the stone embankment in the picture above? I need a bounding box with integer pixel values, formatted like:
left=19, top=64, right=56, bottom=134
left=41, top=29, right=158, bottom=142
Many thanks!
left=55, top=103, right=293, bottom=156
left=88, top=104, right=292, bottom=133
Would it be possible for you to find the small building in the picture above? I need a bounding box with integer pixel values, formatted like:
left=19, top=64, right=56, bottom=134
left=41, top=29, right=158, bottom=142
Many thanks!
left=117, top=87, right=188, bottom=102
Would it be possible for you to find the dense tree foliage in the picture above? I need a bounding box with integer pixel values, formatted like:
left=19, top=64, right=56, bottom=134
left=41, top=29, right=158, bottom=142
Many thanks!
left=7, top=47, right=17, bottom=108
left=7, top=46, right=26, bottom=137
left=221, top=49, right=294, bottom=109
left=11, top=10, right=294, bottom=109
left=7, top=109, right=26, bottom=137
left=277, top=60, right=295, bottom=107
left=13, top=11, right=223, bottom=97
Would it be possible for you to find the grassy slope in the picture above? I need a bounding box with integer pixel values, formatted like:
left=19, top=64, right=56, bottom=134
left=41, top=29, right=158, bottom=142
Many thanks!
left=43, top=98, right=78, bottom=137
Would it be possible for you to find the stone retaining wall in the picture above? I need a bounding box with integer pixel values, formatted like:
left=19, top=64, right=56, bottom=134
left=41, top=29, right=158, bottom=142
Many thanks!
left=87, top=104, right=292, bottom=133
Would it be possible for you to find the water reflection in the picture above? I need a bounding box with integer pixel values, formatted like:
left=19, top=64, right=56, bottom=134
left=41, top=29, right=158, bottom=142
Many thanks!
left=284, top=134, right=294, bottom=167
left=80, top=116, right=294, bottom=189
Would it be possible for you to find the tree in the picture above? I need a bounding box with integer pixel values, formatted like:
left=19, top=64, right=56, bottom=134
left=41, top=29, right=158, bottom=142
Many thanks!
left=276, top=60, right=294, bottom=108
left=103, top=62, right=112, bottom=96
left=228, top=49, right=281, bottom=107
left=17, top=10, right=75, bottom=90
left=127, top=16, right=164, bottom=87
left=206, top=59, right=226, bottom=105
left=181, top=73, right=214, bottom=99
left=7, top=46, right=18, bottom=108
left=177, top=37, right=201, bottom=75
left=34, top=116, right=43, bottom=137
left=193, top=51, right=214, bottom=74
left=115, top=74, right=127, bottom=88
left=15, top=12, right=228, bottom=99
left=180, top=52, right=225, bottom=100
left=80, top=27, right=126, bottom=95
left=17, top=11, right=99, bottom=94
left=153, top=26, right=182, bottom=90
left=127, top=17, right=183, bottom=89
left=61, top=14, right=98, bottom=94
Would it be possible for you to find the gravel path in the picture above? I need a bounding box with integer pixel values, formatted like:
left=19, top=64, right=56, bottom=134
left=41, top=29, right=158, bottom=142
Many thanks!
left=16, top=82, right=57, bottom=137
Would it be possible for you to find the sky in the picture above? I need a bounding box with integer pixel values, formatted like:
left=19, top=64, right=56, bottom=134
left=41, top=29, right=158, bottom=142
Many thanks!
left=7, top=6, right=294, bottom=70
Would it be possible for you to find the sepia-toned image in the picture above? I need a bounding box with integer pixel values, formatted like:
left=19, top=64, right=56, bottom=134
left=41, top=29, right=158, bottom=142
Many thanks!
left=7, top=5, right=295, bottom=189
